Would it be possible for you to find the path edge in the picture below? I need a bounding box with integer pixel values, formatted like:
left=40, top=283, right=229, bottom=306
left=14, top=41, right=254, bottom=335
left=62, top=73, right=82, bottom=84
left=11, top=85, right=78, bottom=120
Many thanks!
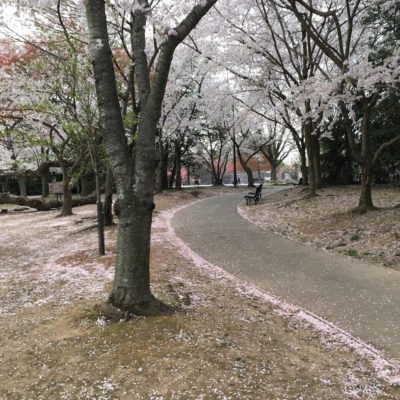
left=162, top=198, right=400, bottom=386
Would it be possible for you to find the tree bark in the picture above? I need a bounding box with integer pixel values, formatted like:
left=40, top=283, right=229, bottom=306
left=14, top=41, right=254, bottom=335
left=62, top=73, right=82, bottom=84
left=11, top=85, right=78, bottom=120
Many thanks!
left=358, top=164, right=374, bottom=213
left=41, top=174, right=49, bottom=198
left=311, top=135, right=322, bottom=189
left=0, top=177, right=9, bottom=193
left=104, top=166, right=114, bottom=226
left=303, top=114, right=316, bottom=196
left=162, top=142, right=169, bottom=190
left=60, top=181, right=73, bottom=216
left=237, top=157, right=254, bottom=187
left=155, top=139, right=164, bottom=193
left=86, top=0, right=217, bottom=314
left=86, top=0, right=154, bottom=312
left=169, top=156, right=176, bottom=189
left=300, top=149, right=308, bottom=185
left=17, top=177, right=27, bottom=197
left=271, top=165, right=277, bottom=181
left=96, top=173, right=105, bottom=255
left=186, top=166, right=191, bottom=186
left=235, top=143, right=255, bottom=187
left=340, top=100, right=376, bottom=212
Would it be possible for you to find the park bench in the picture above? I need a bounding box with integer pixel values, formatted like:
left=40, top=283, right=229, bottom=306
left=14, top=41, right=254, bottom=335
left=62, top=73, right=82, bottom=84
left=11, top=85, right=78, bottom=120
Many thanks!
left=244, top=183, right=263, bottom=205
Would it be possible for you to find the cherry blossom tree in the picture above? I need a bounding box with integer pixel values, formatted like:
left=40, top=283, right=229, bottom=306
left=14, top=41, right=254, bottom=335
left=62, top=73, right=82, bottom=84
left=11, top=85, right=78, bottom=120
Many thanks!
left=86, top=0, right=218, bottom=313
left=283, top=0, right=400, bottom=212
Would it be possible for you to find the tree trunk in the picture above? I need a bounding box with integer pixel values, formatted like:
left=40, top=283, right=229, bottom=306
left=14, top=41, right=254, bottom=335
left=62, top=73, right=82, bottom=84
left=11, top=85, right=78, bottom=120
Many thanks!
left=241, top=163, right=254, bottom=187
left=80, top=175, right=89, bottom=197
left=0, top=177, right=9, bottom=193
left=270, top=165, right=278, bottom=181
left=311, top=135, right=322, bottom=189
left=236, top=144, right=254, bottom=187
left=86, top=0, right=217, bottom=314
left=341, top=99, right=376, bottom=213
left=162, top=142, right=169, bottom=190
left=358, top=164, right=374, bottom=213
left=186, top=166, right=191, bottom=185
left=297, top=142, right=308, bottom=185
left=104, top=166, right=114, bottom=226
left=303, top=119, right=316, bottom=196
left=169, top=155, right=176, bottom=189
left=17, top=177, right=27, bottom=197
left=86, top=0, right=158, bottom=313
left=155, top=140, right=164, bottom=193
left=60, top=182, right=73, bottom=216
left=96, top=173, right=105, bottom=255
left=175, top=144, right=182, bottom=190
left=41, top=174, right=49, bottom=198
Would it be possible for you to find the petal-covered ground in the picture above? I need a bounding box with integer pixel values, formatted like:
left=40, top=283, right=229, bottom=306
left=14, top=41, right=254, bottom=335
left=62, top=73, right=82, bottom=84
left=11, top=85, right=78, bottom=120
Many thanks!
left=240, top=185, right=400, bottom=269
left=0, top=187, right=399, bottom=399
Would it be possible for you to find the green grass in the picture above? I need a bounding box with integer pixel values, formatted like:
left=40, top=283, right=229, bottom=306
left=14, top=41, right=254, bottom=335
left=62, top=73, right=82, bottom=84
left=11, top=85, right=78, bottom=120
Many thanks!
left=350, top=234, right=360, bottom=241
left=345, top=249, right=359, bottom=258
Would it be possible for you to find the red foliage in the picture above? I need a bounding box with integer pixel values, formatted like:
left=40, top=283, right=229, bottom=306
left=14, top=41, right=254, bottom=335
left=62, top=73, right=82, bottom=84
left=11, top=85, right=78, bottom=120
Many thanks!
left=0, top=39, right=36, bottom=67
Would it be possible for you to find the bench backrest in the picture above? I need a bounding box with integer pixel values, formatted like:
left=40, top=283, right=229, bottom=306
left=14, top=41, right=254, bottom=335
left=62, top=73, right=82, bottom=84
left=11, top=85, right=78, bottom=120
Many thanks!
left=255, top=183, right=263, bottom=195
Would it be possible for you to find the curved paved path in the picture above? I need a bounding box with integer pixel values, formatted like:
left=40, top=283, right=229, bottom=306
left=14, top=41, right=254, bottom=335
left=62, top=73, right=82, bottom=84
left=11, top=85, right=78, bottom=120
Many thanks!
left=172, top=189, right=400, bottom=359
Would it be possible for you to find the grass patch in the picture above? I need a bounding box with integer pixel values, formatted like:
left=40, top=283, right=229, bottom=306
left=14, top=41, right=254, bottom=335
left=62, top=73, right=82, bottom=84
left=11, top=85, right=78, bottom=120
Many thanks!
left=345, top=249, right=359, bottom=258
left=350, top=234, right=360, bottom=241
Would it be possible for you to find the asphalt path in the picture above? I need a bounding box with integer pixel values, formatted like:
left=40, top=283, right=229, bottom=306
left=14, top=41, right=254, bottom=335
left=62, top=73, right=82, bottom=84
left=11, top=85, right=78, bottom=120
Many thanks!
left=172, top=188, right=400, bottom=359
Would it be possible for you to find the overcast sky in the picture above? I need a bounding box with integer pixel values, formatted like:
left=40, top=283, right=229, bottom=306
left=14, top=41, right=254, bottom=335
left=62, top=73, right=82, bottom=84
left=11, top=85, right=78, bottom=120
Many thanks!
left=0, top=5, right=31, bottom=39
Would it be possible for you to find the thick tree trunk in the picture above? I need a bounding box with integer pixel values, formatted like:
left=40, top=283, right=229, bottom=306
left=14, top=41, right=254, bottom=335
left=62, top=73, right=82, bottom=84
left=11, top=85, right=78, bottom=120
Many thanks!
left=341, top=100, right=376, bottom=213
left=86, top=0, right=217, bottom=314
left=0, top=193, right=95, bottom=211
left=108, top=196, right=155, bottom=310
left=236, top=144, right=254, bottom=187
left=41, top=174, right=49, bottom=198
left=17, top=177, right=27, bottom=197
left=241, top=164, right=254, bottom=187
left=271, top=165, right=278, bottom=181
left=311, top=135, right=322, bottom=189
left=297, top=142, right=308, bottom=185
left=104, top=166, right=114, bottom=226
left=60, top=182, right=73, bottom=216
left=86, top=0, right=157, bottom=313
left=214, top=177, right=223, bottom=185
left=357, top=164, right=374, bottom=213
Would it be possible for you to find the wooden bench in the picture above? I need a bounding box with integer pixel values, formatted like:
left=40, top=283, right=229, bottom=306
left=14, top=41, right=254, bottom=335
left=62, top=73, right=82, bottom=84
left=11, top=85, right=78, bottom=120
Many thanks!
left=244, top=183, right=263, bottom=205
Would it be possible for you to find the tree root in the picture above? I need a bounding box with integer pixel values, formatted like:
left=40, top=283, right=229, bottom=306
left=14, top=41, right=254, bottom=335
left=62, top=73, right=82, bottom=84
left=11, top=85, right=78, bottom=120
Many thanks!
left=351, top=205, right=378, bottom=214
left=301, top=193, right=320, bottom=201
left=106, top=292, right=172, bottom=317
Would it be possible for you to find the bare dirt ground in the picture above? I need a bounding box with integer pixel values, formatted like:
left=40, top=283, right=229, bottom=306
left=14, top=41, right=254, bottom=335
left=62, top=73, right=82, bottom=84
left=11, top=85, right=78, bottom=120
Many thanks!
left=0, top=186, right=399, bottom=399
left=241, top=185, right=400, bottom=270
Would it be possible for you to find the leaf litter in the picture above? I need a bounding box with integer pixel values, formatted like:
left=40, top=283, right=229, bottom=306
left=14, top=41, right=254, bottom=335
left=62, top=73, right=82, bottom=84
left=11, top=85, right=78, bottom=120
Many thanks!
left=0, top=186, right=399, bottom=399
